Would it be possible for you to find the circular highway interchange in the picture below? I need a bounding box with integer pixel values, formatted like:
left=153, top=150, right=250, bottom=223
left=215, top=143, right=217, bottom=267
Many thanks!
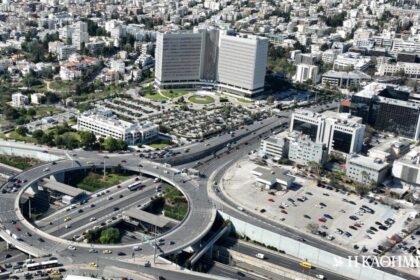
left=0, top=154, right=215, bottom=262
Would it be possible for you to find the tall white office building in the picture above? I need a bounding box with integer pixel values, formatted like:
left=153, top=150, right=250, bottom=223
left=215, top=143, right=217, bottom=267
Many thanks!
left=154, top=29, right=268, bottom=97
left=217, top=34, right=268, bottom=96
left=155, top=32, right=203, bottom=87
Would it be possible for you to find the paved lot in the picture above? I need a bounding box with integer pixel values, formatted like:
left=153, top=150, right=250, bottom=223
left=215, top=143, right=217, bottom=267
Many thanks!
left=222, top=159, right=415, bottom=253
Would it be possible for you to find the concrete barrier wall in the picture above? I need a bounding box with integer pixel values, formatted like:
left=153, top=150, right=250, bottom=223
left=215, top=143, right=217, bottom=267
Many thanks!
left=0, top=146, right=63, bottom=162
left=217, top=246, right=313, bottom=280
left=219, top=211, right=406, bottom=280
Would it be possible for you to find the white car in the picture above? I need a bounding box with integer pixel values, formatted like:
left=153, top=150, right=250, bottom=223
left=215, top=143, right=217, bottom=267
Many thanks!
left=255, top=253, right=265, bottom=259
left=43, top=167, right=50, bottom=172
left=315, top=274, right=325, bottom=279
left=90, top=217, right=96, bottom=222
left=68, top=245, right=76, bottom=250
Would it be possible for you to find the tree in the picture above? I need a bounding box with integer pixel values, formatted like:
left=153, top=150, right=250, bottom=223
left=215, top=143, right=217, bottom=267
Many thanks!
left=32, top=130, right=45, bottom=140
left=103, top=137, right=120, bottom=152
left=99, top=228, right=120, bottom=244
left=15, top=126, right=28, bottom=136
left=306, top=222, right=319, bottom=234
left=79, top=131, right=97, bottom=150
left=27, top=108, right=36, bottom=117
left=4, top=105, right=19, bottom=120
left=266, top=96, right=275, bottom=104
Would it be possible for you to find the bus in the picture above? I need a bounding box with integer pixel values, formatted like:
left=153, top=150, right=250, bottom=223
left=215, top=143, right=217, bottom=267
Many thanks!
left=299, top=261, right=312, bottom=269
left=127, top=182, right=143, bottom=191
left=27, top=260, right=59, bottom=271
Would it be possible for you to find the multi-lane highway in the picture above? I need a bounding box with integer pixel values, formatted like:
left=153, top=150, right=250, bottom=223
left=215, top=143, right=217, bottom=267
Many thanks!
left=1, top=100, right=412, bottom=280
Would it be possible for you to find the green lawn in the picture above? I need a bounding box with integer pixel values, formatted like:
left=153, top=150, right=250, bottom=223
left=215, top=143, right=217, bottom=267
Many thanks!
left=144, top=92, right=168, bottom=101
left=35, top=106, right=64, bottom=118
left=188, top=95, right=215, bottom=104
left=236, top=97, right=253, bottom=104
left=6, top=131, right=38, bottom=143
left=162, top=90, right=190, bottom=99
left=147, top=138, right=172, bottom=149
left=73, top=171, right=131, bottom=192
left=163, top=187, right=188, bottom=221
left=0, top=155, right=42, bottom=170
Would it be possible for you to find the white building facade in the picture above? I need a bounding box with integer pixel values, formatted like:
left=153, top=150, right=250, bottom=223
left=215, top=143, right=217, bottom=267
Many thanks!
left=154, top=29, right=268, bottom=97
left=77, top=109, right=159, bottom=145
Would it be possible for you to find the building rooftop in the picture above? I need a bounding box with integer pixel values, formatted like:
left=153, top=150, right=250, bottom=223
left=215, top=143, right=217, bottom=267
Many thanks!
left=42, top=179, right=87, bottom=197
left=252, top=166, right=294, bottom=185
left=348, top=154, right=390, bottom=171
left=124, top=208, right=171, bottom=228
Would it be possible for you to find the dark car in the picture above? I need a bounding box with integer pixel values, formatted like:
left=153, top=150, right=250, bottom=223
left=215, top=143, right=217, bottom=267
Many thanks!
left=38, top=237, right=45, bottom=242
left=113, top=207, right=119, bottom=211
left=78, top=209, right=84, bottom=213
left=349, top=215, right=359, bottom=220
left=117, top=252, right=126, bottom=256
left=378, top=225, right=388, bottom=230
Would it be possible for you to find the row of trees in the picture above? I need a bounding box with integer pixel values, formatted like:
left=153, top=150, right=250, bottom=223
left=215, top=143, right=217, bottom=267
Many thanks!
left=27, top=122, right=127, bottom=151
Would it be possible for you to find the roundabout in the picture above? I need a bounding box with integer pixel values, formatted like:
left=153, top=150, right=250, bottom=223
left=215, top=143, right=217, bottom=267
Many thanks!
left=0, top=154, right=215, bottom=262
left=188, top=95, right=215, bottom=105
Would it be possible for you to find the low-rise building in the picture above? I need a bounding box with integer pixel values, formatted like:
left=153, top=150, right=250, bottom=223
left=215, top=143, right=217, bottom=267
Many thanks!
left=77, top=109, right=159, bottom=145
left=251, top=166, right=295, bottom=190
left=376, top=61, right=420, bottom=78
left=288, top=135, right=328, bottom=166
left=346, top=154, right=391, bottom=186
left=30, top=93, right=45, bottom=105
left=259, top=136, right=288, bottom=160
left=392, top=147, right=420, bottom=187
left=321, top=70, right=371, bottom=89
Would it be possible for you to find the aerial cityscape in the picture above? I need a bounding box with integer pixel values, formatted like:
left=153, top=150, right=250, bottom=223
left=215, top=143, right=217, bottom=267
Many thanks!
left=0, top=0, right=418, bottom=280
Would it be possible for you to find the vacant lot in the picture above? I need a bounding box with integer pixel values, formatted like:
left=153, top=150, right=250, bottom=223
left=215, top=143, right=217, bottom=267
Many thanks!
left=0, top=155, right=42, bottom=170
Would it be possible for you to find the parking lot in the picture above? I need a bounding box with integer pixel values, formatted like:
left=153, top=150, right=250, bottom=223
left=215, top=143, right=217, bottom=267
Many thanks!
left=222, top=159, right=415, bottom=254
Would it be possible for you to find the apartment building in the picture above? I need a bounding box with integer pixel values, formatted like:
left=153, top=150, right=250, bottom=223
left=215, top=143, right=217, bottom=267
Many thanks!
left=294, top=64, right=319, bottom=83
left=77, top=109, right=159, bottom=145
left=11, top=93, right=28, bottom=108
left=376, top=61, right=420, bottom=78
left=72, top=21, right=89, bottom=50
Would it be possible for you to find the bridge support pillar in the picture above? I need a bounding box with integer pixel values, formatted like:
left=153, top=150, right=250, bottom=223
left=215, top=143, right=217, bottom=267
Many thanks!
left=50, top=173, right=64, bottom=183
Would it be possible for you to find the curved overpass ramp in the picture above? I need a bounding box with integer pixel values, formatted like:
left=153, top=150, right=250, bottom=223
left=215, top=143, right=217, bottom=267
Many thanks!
left=0, top=156, right=215, bottom=259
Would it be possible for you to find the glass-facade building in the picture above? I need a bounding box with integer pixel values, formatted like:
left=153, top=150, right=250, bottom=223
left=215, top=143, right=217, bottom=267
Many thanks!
left=342, top=86, right=420, bottom=140
left=292, top=119, right=318, bottom=141
left=332, top=131, right=353, bottom=154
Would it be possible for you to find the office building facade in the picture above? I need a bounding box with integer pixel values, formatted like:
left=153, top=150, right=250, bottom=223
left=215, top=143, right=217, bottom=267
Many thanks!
left=341, top=83, right=420, bottom=140
left=77, top=109, right=159, bottom=145
left=288, top=135, right=328, bottom=166
left=290, top=110, right=365, bottom=155
left=154, top=29, right=268, bottom=97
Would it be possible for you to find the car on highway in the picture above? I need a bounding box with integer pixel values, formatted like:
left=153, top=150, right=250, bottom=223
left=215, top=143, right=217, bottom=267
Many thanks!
left=102, top=250, right=112, bottom=254
left=89, top=262, right=97, bottom=268
left=89, top=249, right=98, bottom=253
left=43, top=168, right=50, bottom=172
left=15, top=226, right=21, bottom=232
left=315, top=274, right=325, bottom=279
left=68, top=245, right=76, bottom=250
left=255, top=253, right=265, bottom=259
left=90, top=217, right=96, bottom=222
left=64, top=217, right=71, bottom=222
